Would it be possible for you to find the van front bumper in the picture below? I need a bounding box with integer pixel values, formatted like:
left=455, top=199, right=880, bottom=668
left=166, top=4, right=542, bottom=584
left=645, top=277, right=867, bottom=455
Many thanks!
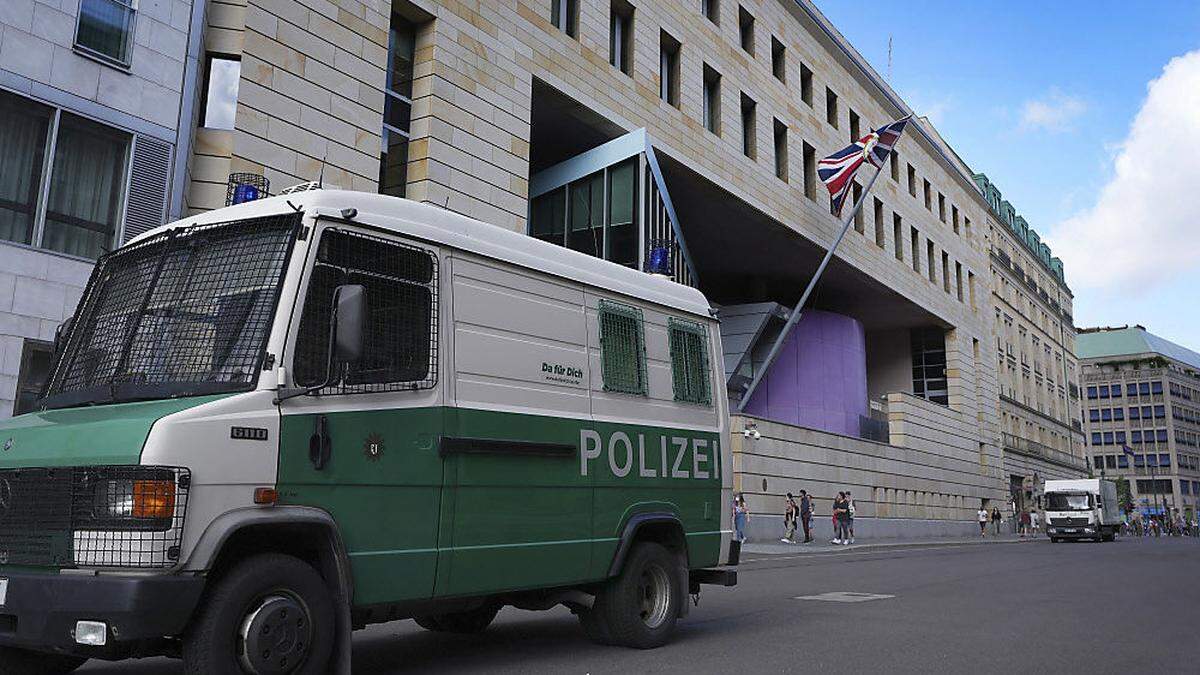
left=1047, top=526, right=1097, bottom=538
left=0, top=569, right=205, bottom=658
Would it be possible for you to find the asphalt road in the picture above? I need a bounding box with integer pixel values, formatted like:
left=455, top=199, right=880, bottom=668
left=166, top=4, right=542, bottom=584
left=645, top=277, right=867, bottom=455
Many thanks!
left=82, top=536, right=1200, bottom=674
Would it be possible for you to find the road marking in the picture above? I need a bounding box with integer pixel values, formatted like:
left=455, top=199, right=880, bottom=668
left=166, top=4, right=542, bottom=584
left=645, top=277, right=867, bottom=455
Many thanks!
left=795, top=592, right=895, bottom=603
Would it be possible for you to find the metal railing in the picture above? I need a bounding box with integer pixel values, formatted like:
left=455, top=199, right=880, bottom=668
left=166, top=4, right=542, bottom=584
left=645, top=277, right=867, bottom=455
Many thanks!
left=1002, top=432, right=1088, bottom=471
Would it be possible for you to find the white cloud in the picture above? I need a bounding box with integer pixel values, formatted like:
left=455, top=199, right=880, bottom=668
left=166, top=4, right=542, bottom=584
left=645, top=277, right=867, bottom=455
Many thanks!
left=1019, top=89, right=1087, bottom=132
left=1046, top=50, right=1200, bottom=293
left=905, top=91, right=953, bottom=126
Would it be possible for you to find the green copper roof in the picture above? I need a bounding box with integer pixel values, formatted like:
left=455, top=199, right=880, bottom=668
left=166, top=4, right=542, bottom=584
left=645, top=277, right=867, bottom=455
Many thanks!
left=1077, top=327, right=1200, bottom=371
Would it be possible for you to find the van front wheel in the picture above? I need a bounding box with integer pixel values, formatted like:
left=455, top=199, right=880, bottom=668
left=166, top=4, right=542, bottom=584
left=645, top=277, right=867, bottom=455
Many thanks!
left=581, top=542, right=681, bottom=649
left=183, top=553, right=335, bottom=675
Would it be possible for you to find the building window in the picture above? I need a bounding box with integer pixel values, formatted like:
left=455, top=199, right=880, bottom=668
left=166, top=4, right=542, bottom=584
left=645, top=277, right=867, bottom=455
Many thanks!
left=738, top=6, right=754, bottom=54
left=890, top=150, right=899, bottom=181
left=923, top=179, right=932, bottom=210
left=802, top=141, right=816, bottom=200
left=1152, top=380, right=1164, bottom=394
left=873, top=197, right=885, bottom=248
left=911, top=327, right=948, bottom=406
left=927, top=240, right=936, bottom=283
left=669, top=318, right=711, bottom=404
left=0, top=91, right=52, bottom=248
left=1086, top=386, right=1097, bottom=399
left=75, top=0, right=136, bottom=67
left=199, top=55, right=241, bottom=130
left=529, top=159, right=637, bottom=268
left=849, top=109, right=860, bottom=142
left=938, top=193, right=946, bottom=222
left=1139, top=382, right=1150, bottom=396
left=46, top=113, right=131, bottom=259
left=893, top=213, right=903, bottom=261
left=740, top=93, right=756, bottom=159
left=599, top=300, right=648, bottom=395
left=955, top=261, right=964, bottom=301
left=551, top=0, right=579, bottom=37
left=799, top=62, right=813, bottom=106
left=610, top=2, right=634, bottom=76
left=1091, top=432, right=1102, bottom=445
left=771, top=37, right=786, bottom=82
left=659, top=32, right=681, bottom=107
left=851, top=183, right=863, bottom=231
left=772, top=119, right=787, bottom=181
left=1099, top=384, right=1110, bottom=398
left=1101, top=408, right=1112, bottom=421
left=825, top=87, right=838, bottom=127
left=380, top=13, right=416, bottom=198
left=952, top=205, right=960, bottom=234
left=13, top=340, right=54, bottom=416
left=942, top=251, right=950, bottom=293
left=909, top=228, right=920, bottom=273
left=1089, top=409, right=1100, bottom=422
left=907, top=164, right=916, bottom=197
left=701, top=0, right=719, bottom=25
left=702, top=65, right=721, bottom=135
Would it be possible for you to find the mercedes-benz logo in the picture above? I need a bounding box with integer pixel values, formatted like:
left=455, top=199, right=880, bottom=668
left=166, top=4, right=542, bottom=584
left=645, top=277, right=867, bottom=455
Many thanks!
left=2, top=438, right=11, bottom=452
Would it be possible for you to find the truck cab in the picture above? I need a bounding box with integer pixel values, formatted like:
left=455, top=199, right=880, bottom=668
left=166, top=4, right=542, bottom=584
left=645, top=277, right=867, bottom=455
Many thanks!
left=0, top=190, right=736, bottom=674
left=1043, top=478, right=1120, bottom=542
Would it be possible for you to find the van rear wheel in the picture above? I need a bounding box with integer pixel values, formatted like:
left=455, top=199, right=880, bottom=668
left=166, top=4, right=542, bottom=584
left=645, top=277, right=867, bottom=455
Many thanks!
left=183, top=553, right=335, bottom=675
left=579, top=542, right=681, bottom=649
left=0, top=647, right=86, bottom=675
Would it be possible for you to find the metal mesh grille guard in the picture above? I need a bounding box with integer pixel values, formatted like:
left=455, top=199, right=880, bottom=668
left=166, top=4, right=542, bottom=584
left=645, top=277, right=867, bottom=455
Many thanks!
left=0, top=465, right=190, bottom=568
left=42, top=213, right=301, bottom=409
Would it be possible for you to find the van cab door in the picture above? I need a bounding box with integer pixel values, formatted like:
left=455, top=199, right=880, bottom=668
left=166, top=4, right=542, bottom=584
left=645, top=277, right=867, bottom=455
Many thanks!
left=276, top=224, right=445, bottom=606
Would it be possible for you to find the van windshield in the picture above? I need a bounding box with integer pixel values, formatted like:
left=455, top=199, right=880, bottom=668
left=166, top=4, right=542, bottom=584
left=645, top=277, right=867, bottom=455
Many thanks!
left=40, top=213, right=301, bottom=410
left=1046, top=492, right=1092, bottom=511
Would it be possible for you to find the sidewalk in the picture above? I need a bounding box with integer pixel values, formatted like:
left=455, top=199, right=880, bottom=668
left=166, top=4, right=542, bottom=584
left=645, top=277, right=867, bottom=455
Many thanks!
left=743, top=533, right=1036, bottom=557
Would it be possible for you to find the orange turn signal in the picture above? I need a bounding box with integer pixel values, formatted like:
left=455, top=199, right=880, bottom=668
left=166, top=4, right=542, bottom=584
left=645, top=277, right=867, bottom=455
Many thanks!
left=253, top=487, right=278, bottom=505
left=132, top=480, right=176, bottom=519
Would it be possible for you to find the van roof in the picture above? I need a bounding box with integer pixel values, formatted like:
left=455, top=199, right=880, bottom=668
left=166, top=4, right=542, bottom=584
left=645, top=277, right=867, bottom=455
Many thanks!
left=138, top=190, right=712, bottom=319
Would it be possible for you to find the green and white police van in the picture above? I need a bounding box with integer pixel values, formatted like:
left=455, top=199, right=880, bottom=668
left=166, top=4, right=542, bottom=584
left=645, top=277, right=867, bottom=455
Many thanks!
left=0, top=189, right=736, bottom=674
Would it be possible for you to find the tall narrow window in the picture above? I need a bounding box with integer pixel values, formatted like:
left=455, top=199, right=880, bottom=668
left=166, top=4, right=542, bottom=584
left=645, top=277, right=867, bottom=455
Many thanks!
left=825, top=87, right=838, bottom=127
left=955, top=261, right=964, bottom=301
left=911, top=327, right=948, bottom=405
left=890, top=150, right=899, bottom=181
left=568, top=170, right=604, bottom=258
left=740, top=93, right=756, bottom=159
left=802, top=141, right=816, bottom=200
left=938, top=193, right=946, bottom=222
left=702, top=64, right=721, bottom=135
left=893, top=213, right=903, bottom=261
left=964, top=216, right=972, bottom=239
left=799, top=62, right=813, bottom=106
left=599, top=300, right=648, bottom=396
left=43, top=113, right=130, bottom=259
left=952, top=205, right=960, bottom=234
left=380, top=14, right=416, bottom=198
left=551, top=0, right=578, bottom=37
left=0, top=90, right=52, bottom=247
left=607, top=159, right=638, bottom=267
left=738, top=6, right=754, bottom=54
left=849, top=109, right=860, bottom=142
left=610, top=2, right=633, bottom=76
left=927, top=239, right=936, bottom=283
left=854, top=181, right=864, bottom=230
left=942, top=251, right=950, bottom=293
left=773, top=119, right=788, bottom=181
left=76, top=0, right=137, bottom=66
left=660, top=32, right=681, bottom=108
left=702, top=0, right=719, bottom=25
left=771, top=37, right=786, bottom=82
left=200, top=54, right=241, bottom=130
left=923, top=179, right=932, bottom=210
left=873, top=197, right=885, bottom=247
left=968, top=271, right=977, bottom=308
left=907, top=163, right=916, bottom=196
left=911, top=228, right=920, bottom=273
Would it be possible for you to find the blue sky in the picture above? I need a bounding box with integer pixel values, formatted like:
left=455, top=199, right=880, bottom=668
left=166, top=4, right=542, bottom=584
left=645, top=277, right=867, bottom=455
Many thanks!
left=814, top=0, right=1200, bottom=349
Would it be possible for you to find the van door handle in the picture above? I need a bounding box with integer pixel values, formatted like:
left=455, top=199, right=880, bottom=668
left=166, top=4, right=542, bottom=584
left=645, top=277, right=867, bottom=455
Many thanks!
left=310, top=415, right=331, bottom=470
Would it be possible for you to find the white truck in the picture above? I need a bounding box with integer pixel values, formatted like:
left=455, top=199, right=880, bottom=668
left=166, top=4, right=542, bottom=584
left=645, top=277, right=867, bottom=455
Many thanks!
left=1043, top=479, right=1121, bottom=542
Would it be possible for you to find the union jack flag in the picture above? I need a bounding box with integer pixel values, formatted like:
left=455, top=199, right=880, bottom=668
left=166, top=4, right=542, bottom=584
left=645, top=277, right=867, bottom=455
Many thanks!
left=818, top=116, right=912, bottom=217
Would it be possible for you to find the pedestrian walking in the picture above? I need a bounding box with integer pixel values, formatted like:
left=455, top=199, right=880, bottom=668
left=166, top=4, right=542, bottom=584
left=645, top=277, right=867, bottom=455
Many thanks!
left=799, top=490, right=813, bottom=543
left=977, top=506, right=988, bottom=537
left=781, top=493, right=799, bottom=544
left=991, top=507, right=1002, bottom=535
left=1030, top=510, right=1040, bottom=534
left=733, top=494, right=749, bottom=543
left=1019, top=510, right=1031, bottom=538
left=846, top=491, right=857, bottom=544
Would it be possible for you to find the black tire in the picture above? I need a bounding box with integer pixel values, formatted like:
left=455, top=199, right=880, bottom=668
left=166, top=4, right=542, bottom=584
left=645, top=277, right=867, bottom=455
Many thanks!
left=414, top=604, right=500, bottom=634
left=0, top=647, right=86, bottom=675
left=579, top=542, right=682, bottom=649
left=182, top=553, right=335, bottom=675
left=1050, top=537, right=1060, bottom=543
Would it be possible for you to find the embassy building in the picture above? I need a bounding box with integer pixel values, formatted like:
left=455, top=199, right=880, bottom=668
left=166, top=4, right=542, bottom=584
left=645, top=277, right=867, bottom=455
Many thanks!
left=0, top=0, right=1067, bottom=539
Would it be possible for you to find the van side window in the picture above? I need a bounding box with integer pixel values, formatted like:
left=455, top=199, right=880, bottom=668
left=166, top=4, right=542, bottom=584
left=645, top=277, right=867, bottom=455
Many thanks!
left=598, top=300, right=647, bottom=395
left=294, top=229, right=438, bottom=392
left=668, top=318, right=711, bottom=405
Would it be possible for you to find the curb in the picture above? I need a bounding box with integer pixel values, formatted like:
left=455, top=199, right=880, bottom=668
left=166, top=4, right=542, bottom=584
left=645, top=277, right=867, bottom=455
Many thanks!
left=741, top=537, right=1039, bottom=560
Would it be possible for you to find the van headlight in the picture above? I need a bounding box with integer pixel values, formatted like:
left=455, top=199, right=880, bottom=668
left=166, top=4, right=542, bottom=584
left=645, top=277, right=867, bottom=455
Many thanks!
left=84, top=468, right=181, bottom=531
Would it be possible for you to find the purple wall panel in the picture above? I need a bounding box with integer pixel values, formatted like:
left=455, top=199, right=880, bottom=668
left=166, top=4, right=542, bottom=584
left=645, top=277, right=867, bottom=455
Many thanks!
left=745, top=310, right=868, bottom=436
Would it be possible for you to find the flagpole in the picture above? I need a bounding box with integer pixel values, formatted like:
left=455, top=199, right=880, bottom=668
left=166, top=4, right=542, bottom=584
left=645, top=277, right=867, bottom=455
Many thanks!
left=736, top=159, right=886, bottom=412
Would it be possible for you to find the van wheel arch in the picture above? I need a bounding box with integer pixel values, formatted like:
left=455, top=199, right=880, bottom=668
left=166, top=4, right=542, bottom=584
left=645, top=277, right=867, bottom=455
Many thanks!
left=608, top=513, right=689, bottom=579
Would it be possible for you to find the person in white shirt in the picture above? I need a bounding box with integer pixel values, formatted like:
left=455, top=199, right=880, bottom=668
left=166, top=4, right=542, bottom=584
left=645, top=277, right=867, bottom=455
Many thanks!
left=977, top=508, right=989, bottom=537
left=1030, top=510, right=1040, bottom=534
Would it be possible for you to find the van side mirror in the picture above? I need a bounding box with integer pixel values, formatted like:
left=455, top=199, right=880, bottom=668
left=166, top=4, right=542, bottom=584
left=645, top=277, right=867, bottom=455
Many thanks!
left=332, top=284, right=366, bottom=365
left=53, top=316, right=75, bottom=358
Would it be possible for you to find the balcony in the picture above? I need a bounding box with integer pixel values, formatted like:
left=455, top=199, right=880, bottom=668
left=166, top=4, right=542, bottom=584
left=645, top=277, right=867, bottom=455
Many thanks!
left=1002, top=432, right=1089, bottom=472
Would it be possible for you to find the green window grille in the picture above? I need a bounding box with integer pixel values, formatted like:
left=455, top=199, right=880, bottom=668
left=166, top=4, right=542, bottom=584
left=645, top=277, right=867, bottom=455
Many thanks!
left=599, top=300, right=648, bottom=395
left=669, top=318, right=712, bottom=405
